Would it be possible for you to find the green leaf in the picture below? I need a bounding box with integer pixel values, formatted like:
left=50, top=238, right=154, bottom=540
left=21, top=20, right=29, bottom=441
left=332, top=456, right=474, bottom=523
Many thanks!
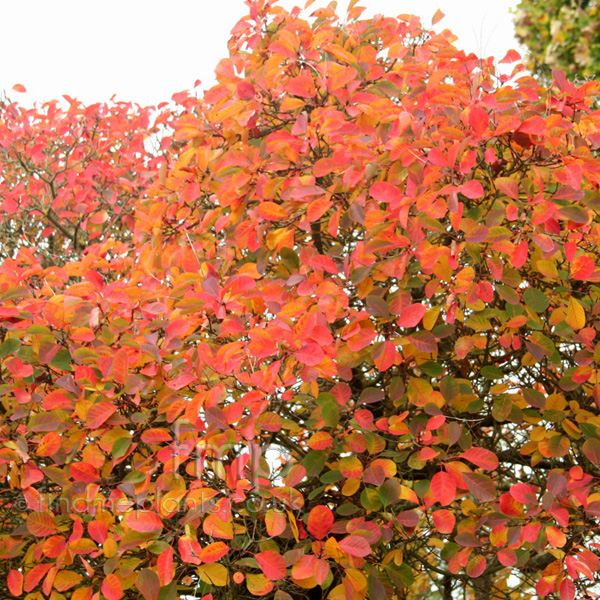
left=558, top=205, right=589, bottom=224
left=419, top=361, right=444, bottom=377
left=279, top=247, right=299, bottom=269
left=385, top=563, right=414, bottom=588
left=480, top=366, right=504, bottom=380
left=378, top=479, right=401, bottom=507
left=440, top=376, right=460, bottom=402
left=336, top=503, right=361, bottom=516
left=302, top=450, right=328, bottom=478
left=0, top=338, right=20, bottom=358
left=496, top=284, right=520, bottom=305
left=157, top=582, right=178, bottom=600
left=320, top=470, right=343, bottom=483
left=361, top=487, right=383, bottom=511
left=112, top=437, right=132, bottom=459
left=50, top=348, right=73, bottom=371
left=492, top=397, right=512, bottom=422
left=523, top=287, right=549, bottom=313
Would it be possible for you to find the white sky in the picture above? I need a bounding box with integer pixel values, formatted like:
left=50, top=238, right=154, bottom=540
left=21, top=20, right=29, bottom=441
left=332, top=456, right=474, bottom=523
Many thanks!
left=2, top=0, right=522, bottom=107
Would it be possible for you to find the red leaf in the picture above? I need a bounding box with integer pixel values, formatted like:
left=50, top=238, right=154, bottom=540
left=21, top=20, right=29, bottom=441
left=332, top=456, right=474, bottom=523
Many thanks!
left=571, top=254, right=595, bottom=280
left=518, top=116, right=546, bottom=135
left=431, top=471, right=456, bottom=506
left=469, top=107, right=489, bottom=138
left=101, top=574, right=124, bottom=600
left=466, top=555, right=486, bottom=578
left=255, top=550, right=287, bottom=580
left=463, top=472, right=496, bottom=502
left=7, top=570, right=23, bottom=596
left=70, top=462, right=99, bottom=483
left=499, top=49, right=521, bottom=64
left=12, top=83, right=27, bottom=93
left=286, top=71, right=316, bottom=97
left=432, top=509, right=455, bottom=534
left=86, top=403, right=117, bottom=429
left=237, top=81, right=255, bottom=99
left=559, top=578, right=576, bottom=600
left=296, top=343, right=325, bottom=366
left=265, top=510, right=287, bottom=537
left=460, top=180, right=484, bottom=199
left=582, top=438, right=600, bottom=464
left=497, top=547, right=517, bottom=566
left=397, top=510, right=420, bottom=527
left=112, top=348, right=129, bottom=385
left=409, top=331, right=437, bottom=353
left=370, top=182, right=402, bottom=204
left=307, top=505, right=334, bottom=540
left=460, top=448, right=499, bottom=471
left=125, top=511, right=163, bottom=533
left=24, top=564, right=53, bottom=592
left=398, top=303, right=426, bottom=328
left=338, top=535, right=372, bottom=557
left=157, top=546, right=174, bottom=585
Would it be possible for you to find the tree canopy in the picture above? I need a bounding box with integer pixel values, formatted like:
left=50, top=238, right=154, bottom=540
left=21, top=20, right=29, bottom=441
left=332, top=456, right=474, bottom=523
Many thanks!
left=514, top=0, right=600, bottom=82
left=1, top=2, right=600, bottom=600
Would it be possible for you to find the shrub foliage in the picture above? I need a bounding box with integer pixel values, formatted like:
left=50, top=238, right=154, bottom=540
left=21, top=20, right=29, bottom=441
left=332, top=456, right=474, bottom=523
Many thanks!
left=1, top=2, right=600, bottom=600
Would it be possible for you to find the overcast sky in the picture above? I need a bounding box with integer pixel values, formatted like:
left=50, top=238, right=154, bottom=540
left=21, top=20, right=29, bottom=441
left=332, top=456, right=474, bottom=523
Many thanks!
left=3, top=0, right=521, bottom=107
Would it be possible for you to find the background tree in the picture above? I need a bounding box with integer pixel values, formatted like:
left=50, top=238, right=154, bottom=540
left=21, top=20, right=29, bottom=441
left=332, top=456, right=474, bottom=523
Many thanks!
left=1, top=2, right=600, bottom=600
left=513, top=0, right=600, bottom=81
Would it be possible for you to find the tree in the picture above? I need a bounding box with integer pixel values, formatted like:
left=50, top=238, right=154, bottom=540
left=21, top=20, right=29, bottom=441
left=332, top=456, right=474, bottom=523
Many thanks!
left=513, top=0, right=600, bottom=82
left=1, top=2, right=600, bottom=599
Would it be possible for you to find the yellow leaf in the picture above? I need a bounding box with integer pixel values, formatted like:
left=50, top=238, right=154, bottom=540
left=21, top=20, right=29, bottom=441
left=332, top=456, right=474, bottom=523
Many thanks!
left=565, top=297, right=585, bottom=330
left=345, top=568, right=367, bottom=591
left=196, top=563, right=229, bottom=586
left=342, top=478, right=361, bottom=496
left=423, top=306, right=442, bottom=330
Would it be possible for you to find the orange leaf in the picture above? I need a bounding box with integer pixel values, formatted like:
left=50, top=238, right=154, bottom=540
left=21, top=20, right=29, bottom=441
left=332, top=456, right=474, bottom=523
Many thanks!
left=257, top=201, right=287, bottom=221
left=7, top=570, right=23, bottom=596
left=101, top=574, right=124, bottom=600
left=285, top=71, right=316, bottom=97
left=265, top=510, right=287, bottom=537
left=432, top=509, right=455, bottom=534
left=125, top=511, right=163, bottom=533
left=12, top=83, right=26, bottom=93
left=307, top=505, right=334, bottom=540
left=200, top=541, right=230, bottom=563
left=27, top=511, right=57, bottom=537
left=36, top=432, right=62, bottom=456
left=546, top=525, right=567, bottom=548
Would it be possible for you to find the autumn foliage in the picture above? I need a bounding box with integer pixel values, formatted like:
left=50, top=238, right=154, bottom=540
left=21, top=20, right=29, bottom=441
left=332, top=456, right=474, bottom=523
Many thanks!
left=1, top=1, right=600, bottom=599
